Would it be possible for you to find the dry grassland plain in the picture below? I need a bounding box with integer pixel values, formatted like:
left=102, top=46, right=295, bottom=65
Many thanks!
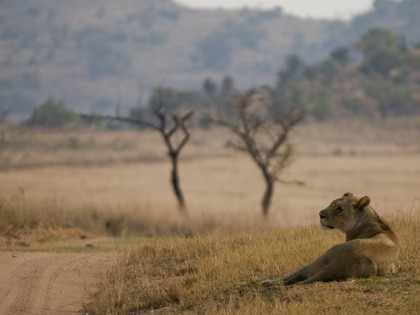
left=0, top=118, right=419, bottom=314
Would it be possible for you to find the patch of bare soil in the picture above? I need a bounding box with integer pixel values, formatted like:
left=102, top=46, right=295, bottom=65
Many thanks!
left=0, top=227, right=92, bottom=248
left=0, top=251, right=114, bottom=315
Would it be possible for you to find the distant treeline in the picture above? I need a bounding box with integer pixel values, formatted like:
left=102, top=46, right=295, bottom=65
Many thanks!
left=8, top=27, right=420, bottom=128
left=128, top=27, right=420, bottom=123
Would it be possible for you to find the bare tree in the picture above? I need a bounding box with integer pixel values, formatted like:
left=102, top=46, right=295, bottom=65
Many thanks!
left=211, top=89, right=306, bottom=217
left=80, top=108, right=193, bottom=215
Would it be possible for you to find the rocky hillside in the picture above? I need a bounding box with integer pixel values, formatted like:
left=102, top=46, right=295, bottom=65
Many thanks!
left=0, top=0, right=418, bottom=119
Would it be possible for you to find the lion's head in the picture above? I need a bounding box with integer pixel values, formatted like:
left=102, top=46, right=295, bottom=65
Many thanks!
left=319, top=192, right=371, bottom=233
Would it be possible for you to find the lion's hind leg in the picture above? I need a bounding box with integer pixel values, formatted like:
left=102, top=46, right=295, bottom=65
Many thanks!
left=283, top=257, right=328, bottom=286
left=289, top=263, right=343, bottom=286
left=283, top=271, right=307, bottom=286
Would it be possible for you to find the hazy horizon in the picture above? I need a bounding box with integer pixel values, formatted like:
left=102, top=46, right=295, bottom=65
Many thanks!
left=174, top=0, right=374, bottom=20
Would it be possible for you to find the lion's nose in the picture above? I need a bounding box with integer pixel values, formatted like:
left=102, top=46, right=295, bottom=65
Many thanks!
left=319, top=212, right=327, bottom=219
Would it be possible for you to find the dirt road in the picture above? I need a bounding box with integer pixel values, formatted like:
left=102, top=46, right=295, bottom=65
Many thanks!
left=0, top=251, right=114, bottom=315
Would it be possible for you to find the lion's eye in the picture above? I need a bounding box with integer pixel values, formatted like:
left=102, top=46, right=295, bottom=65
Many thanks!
left=335, top=207, right=343, bottom=213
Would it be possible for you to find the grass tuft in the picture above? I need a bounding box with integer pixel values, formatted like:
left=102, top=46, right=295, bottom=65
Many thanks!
left=0, top=201, right=39, bottom=235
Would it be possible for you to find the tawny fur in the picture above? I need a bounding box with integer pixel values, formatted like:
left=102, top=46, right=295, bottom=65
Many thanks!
left=283, top=192, right=400, bottom=286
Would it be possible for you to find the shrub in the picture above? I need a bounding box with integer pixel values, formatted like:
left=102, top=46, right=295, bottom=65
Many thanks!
left=27, top=97, right=79, bottom=127
left=0, top=107, right=9, bottom=123
left=312, top=89, right=331, bottom=121
left=364, top=80, right=412, bottom=117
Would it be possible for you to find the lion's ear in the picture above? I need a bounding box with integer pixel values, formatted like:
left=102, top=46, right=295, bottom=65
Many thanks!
left=354, top=196, right=370, bottom=211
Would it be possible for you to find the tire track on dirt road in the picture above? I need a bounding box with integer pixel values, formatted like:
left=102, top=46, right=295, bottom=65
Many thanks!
left=0, top=252, right=114, bottom=315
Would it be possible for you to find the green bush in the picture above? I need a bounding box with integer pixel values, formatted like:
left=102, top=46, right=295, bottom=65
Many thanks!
left=0, top=107, right=9, bottom=123
left=364, top=80, right=412, bottom=117
left=312, top=89, right=331, bottom=121
left=27, top=97, right=79, bottom=127
left=358, top=28, right=405, bottom=77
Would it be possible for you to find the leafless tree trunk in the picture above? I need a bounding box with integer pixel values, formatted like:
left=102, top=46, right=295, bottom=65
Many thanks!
left=80, top=108, right=193, bottom=215
left=153, top=109, right=192, bottom=213
left=212, top=89, right=305, bottom=217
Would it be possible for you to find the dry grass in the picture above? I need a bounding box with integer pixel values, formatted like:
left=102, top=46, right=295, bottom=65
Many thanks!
left=0, top=125, right=165, bottom=170
left=0, top=118, right=419, bottom=246
left=83, top=208, right=420, bottom=314
left=0, top=194, right=267, bottom=249
left=0, top=118, right=419, bottom=312
left=1, top=149, right=418, bottom=246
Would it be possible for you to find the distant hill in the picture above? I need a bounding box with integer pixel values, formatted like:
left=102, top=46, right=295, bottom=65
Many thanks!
left=325, top=0, right=420, bottom=52
left=0, top=0, right=419, bottom=119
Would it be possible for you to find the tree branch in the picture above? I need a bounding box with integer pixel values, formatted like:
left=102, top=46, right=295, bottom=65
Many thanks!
left=79, top=113, right=160, bottom=131
left=177, top=120, right=191, bottom=153
left=211, top=114, right=240, bottom=134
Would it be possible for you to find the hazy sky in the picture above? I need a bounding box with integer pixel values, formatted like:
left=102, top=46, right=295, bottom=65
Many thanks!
left=173, top=0, right=375, bottom=20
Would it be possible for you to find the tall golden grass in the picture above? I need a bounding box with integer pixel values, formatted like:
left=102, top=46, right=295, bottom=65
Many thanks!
left=0, top=119, right=419, bottom=244
left=83, top=208, right=420, bottom=314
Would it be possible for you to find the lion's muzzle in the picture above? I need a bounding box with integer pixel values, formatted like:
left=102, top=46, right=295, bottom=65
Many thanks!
left=319, top=210, right=334, bottom=229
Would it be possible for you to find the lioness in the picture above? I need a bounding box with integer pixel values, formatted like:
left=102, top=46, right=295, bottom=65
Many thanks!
left=283, top=192, right=399, bottom=286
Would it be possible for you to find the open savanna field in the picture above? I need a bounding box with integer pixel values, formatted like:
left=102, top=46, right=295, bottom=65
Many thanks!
left=0, top=117, right=419, bottom=314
